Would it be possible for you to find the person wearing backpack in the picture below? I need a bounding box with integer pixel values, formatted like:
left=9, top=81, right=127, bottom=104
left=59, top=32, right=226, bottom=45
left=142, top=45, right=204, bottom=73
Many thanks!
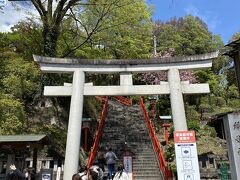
left=105, top=148, right=117, bottom=180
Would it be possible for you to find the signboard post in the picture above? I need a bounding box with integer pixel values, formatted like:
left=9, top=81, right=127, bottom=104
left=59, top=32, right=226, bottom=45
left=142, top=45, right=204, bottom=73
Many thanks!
left=223, top=112, right=240, bottom=180
left=123, top=156, right=133, bottom=180
left=174, top=131, right=200, bottom=180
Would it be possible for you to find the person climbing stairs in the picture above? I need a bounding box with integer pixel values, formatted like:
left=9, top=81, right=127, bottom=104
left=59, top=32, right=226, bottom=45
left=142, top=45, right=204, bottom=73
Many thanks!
left=96, top=98, right=164, bottom=180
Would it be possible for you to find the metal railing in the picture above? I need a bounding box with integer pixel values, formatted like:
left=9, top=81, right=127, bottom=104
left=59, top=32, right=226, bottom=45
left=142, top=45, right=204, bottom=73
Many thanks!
left=112, top=96, right=132, bottom=106
left=88, top=96, right=109, bottom=167
left=139, top=96, right=172, bottom=179
left=95, top=96, right=105, bottom=103
left=96, top=96, right=132, bottom=106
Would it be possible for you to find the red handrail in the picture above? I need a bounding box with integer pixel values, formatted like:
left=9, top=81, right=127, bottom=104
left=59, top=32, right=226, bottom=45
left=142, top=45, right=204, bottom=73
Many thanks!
left=113, top=96, right=132, bottom=106
left=139, top=96, right=172, bottom=179
left=95, top=96, right=105, bottom=103
left=88, top=96, right=109, bottom=167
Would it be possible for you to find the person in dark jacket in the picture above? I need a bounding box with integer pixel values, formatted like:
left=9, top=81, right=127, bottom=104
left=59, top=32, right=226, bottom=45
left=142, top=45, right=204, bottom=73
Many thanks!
left=6, top=164, right=25, bottom=180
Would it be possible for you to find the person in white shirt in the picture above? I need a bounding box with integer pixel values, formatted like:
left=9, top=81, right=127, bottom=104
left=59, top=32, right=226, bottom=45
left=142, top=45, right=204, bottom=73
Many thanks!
left=78, top=165, right=88, bottom=180
left=113, top=165, right=129, bottom=180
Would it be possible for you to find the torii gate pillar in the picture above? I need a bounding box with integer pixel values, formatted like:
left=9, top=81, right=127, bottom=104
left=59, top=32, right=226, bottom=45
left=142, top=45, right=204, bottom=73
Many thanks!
left=168, top=68, right=188, bottom=131
left=63, top=70, right=85, bottom=180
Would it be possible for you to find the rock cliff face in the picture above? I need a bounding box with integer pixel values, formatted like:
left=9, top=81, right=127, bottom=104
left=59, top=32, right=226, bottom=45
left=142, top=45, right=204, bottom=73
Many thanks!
left=97, top=99, right=163, bottom=180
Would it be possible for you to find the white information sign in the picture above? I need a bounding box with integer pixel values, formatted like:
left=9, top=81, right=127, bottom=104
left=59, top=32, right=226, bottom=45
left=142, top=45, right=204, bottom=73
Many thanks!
left=123, top=156, right=133, bottom=180
left=223, top=113, right=240, bottom=180
left=0, top=0, right=7, bottom=6
left=174, top=131, right=200, bottom=180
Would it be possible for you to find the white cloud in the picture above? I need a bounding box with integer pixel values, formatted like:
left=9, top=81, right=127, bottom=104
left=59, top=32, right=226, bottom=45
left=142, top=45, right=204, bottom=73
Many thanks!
left=0, top=2, right=39, bottom=32
left=184, top=5, right=221, bottom=31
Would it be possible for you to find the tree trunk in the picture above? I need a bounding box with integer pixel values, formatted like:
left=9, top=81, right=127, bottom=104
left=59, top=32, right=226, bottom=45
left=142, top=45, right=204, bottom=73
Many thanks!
left=43, top=25, right=60, bottom=57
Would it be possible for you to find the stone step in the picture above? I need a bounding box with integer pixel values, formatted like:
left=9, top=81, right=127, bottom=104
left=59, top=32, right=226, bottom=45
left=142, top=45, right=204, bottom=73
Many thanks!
left=134, top=173, right=162, bottom=176
left=133, top=154, right=156, bottom=157
left=99, top=142, right=152, bottom=147
left=134, top=157, right=157, bottom=161
left=134, top=151, right=156, bottom=155
left=133, top=166, right=161, bottom=170
left=95, top=100, right=164, bottom=180
left=134, top=177, right=162, bottom=180
left=134, top=169, right=161, bottom=173
left=133, top=162, right=159, bottom=167
left=134, top=163, right=159, bottom=167
left=132, top=152, right=155, bottom=155
left=134, top=157, right=157, bottom=160
left=134, top=174, right=162, bottom=178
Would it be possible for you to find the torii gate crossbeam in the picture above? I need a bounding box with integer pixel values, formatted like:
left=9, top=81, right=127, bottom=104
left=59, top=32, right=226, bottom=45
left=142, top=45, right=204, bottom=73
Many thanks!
left=33, top=51, right=218, bottom=180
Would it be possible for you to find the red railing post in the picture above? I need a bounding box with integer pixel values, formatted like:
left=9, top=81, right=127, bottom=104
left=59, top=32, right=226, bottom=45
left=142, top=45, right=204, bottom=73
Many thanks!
left=88, top=96, right=108, bottom=167
left=84, top=128, right=88, bottom=152
left=162, top=124, right=171, bottom=145
left=139, top=96, right=172, bottom=180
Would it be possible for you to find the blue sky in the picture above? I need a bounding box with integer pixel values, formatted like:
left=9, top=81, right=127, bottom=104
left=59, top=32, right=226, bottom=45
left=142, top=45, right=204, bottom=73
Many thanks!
left=147, top=0, right=240, bottom=43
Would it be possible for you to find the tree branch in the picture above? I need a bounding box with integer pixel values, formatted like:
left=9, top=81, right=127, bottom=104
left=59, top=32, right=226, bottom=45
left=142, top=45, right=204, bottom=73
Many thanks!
left=69, top=8, right=90, bottom=36
left=61, top=0, right=138, bottom=57
left=31, top=0, right=47, bottom=18
left=47, top=0, right=53, bottom=23
left=61, top=6, right=110, bottom=57
left=53, top=0, right=68, bottom=25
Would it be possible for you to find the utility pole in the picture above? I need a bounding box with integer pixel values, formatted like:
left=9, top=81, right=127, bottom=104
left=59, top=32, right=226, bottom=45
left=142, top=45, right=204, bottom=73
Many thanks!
left=153, top=35, right=157, bottom=57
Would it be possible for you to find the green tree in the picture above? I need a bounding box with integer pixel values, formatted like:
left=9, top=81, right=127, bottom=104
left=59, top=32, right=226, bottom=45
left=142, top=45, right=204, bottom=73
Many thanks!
left=1, top=56, right=40, bottom=102
left=27, top=0, right=152, bottom=57
left=0, top=94, right=26, bottom=134
left=154, top=23, right=182, bottom=56
left=154, top=15, right=218, bottom=56
left=57, top=0, right=152, bottom=58
left=229, top=32, right=240, bottom=42
left=9, top=20, right=44, bottom=59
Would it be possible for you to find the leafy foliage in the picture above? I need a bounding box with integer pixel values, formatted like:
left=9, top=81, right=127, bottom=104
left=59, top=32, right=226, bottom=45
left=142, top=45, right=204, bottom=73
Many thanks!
left=140, top=15, right=221, bottom=85
left=0, top=0, right=153, bottom=156
left=0, top=36, right=41, bottom=134
left=57, top=0, right=152, bottom=59
left=154, top=15, right=218, bottom=56
left=229, top=32, right=240, bottom=42
left=2, top=57, right=40, bottom=101
left=10, top=20, right=44, bottom=59
left=0, top=95, right=25, bottom=134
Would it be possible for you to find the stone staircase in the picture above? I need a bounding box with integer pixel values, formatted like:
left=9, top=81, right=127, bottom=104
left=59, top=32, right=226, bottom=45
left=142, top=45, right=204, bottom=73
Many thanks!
left=97, top=99, right=164, bottom=180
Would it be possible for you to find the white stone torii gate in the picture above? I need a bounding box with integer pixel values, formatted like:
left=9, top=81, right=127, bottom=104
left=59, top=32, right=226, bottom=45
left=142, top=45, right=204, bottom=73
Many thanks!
left=33, top=51, right=218, bottom=180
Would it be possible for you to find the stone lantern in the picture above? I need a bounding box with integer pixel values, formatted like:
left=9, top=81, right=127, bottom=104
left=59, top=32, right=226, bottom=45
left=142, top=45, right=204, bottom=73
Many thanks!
left=162, top=123, right=171, bottom=145
left=148, top=95, right=157, bottom=121
left=82, top=118, right=91, bottom=152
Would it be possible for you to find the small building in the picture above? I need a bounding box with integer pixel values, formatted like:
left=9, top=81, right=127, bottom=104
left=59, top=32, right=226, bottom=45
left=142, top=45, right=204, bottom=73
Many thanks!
left=224, top=38, right=240, bottom=94
left=0, top=134, right=63, bottom=179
